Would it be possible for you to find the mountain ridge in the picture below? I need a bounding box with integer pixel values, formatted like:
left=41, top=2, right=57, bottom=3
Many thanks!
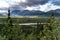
left=11, top=9, right=60, bottom=17
left=0, top=9, right=60, bottom=17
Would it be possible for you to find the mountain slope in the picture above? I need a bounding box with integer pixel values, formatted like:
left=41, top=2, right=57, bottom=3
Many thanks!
left=11, top=9, right=60, bottom=17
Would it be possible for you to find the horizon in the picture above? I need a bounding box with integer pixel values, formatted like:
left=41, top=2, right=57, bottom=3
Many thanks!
left=0, top=0, right=60, bottom=15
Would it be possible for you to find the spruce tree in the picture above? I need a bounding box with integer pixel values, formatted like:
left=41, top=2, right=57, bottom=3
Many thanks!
left=48, top=12, right=55, bottom=31
left=38, top=12, right=58, bottom=40
left=47, top=12, right=57, bottom=40
left=2, top=9, right=13, bottom=40
left=12, top=19, right=23, bottom=40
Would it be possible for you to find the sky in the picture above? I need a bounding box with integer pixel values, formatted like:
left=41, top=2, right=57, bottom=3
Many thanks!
left=0, top=0, right=60, bottom=14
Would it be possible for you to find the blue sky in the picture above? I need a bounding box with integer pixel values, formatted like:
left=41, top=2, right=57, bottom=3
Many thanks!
left=0, top=0, right=60, bottom=14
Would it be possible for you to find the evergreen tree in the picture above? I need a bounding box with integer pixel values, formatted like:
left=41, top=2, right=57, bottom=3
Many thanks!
left=47, top=12, right=57, bottom=40
left=12, top=19, right=23, bottom=40
left=48, top=12, right=55, bottom=31
left=38, top=12, right=58, bottom=40
left=2, top=9, right=13, bottom=40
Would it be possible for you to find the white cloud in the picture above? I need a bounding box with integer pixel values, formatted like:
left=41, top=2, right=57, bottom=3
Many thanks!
left=2, top=0, right=26, bottom=5
left=0, top=10, right=6, bottom=13
left=0, top=0, right=26, bottom=14
left=24, top=1, right=60, bottom=12
left=13, top=0, right=26, bottom=3
left=0, top=0, right=60, bottom=14
left=12, top=0, right=26, bottom=5
left=0, top=0, right=9, bottom=8
left=25, top=6, right=40, bottom=11
left=0, top=0, right=26, bottom=8
left=0, top=10, right=8, bottom=15
left=40, top=2, right=60, bottom=12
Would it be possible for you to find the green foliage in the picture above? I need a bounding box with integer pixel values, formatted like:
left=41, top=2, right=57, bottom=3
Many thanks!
left=19, top=33, right=26, bottom=40
left=1, top=10, right=59, bottom=40
left=47, top=12, right=58, bottom=40
left=0, top=36, right=8, bottom=40
left=27, top=33, right=37, bottom=40
left=2, top=9, right=13, bottom=40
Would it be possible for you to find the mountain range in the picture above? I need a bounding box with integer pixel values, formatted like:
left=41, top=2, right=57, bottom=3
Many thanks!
left=11, top=9, right=60, bottom=17
left=0, top=9, right=60, bottom=17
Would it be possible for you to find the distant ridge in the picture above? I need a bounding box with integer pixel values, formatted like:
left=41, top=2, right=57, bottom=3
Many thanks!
left=11, top=9, right=60, bottom=17
left=0, top=9, right=60, bottom=17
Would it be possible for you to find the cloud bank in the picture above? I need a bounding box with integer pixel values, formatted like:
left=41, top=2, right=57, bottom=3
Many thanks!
left=0, top=0, right=60, bottom=14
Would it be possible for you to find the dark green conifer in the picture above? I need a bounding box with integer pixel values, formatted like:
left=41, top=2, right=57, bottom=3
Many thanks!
left=2, top=9, right=13, bottom=40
